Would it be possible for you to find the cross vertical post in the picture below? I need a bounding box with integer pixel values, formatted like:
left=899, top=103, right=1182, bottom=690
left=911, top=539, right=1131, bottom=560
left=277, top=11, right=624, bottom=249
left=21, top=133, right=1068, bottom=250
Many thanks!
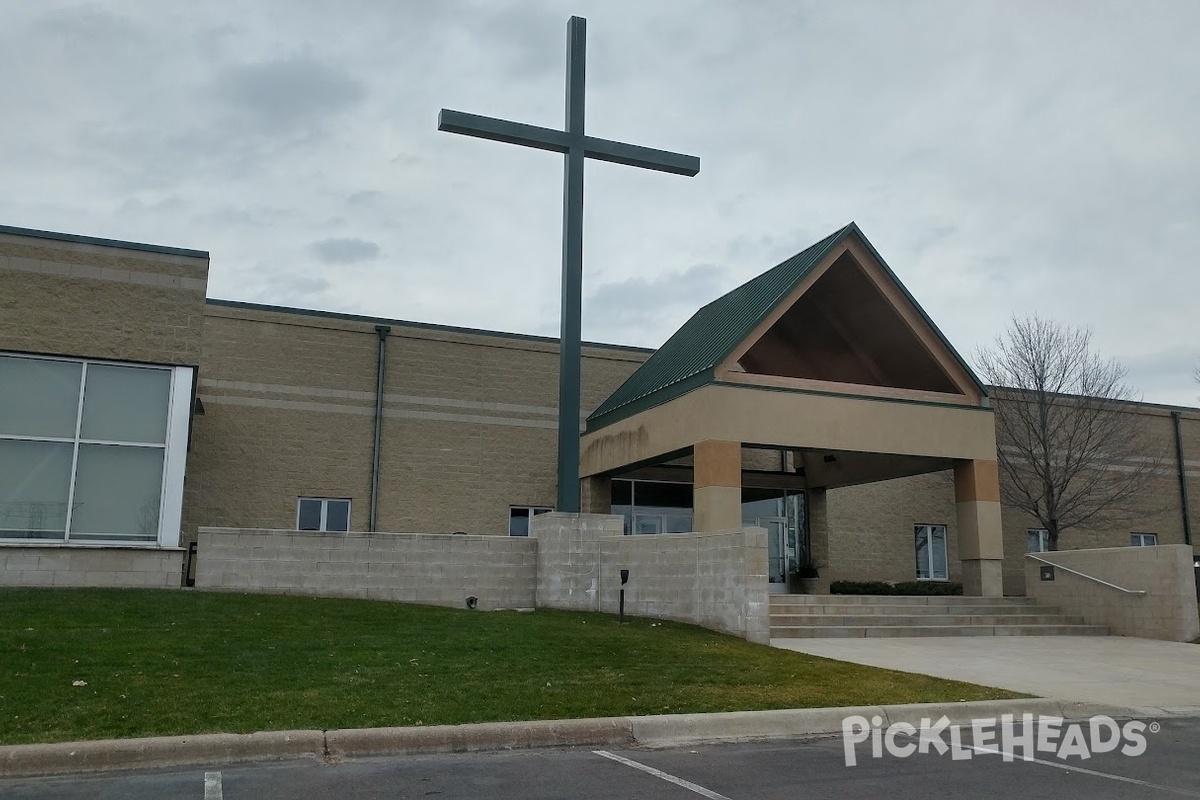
left=558, top=16, right=586, bottom=513
left=437, top=15, right=699, bottom=514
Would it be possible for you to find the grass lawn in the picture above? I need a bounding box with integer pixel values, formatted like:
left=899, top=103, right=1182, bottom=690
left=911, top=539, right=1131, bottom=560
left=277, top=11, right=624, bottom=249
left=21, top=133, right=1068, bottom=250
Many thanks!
left=0, top=588, right=1025, bottom=746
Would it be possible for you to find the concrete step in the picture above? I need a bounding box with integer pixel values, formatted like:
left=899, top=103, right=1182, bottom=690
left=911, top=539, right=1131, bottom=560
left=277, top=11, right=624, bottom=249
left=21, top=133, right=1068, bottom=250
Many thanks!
left=770, top=623, right=1111, bottom=638
left=769, top=613, right=1084, bottom=627
left=769, top=594, right=1038, bottom=606
left=769, top=603, right=1060, bottom=616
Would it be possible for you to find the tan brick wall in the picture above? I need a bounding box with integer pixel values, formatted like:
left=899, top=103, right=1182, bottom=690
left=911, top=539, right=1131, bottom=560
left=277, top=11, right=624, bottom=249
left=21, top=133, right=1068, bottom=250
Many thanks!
left=824, top=470, right=961, bottom=586
left=196, top=528, right=537, bottom=610
left=0, top=546, right=183, bottom=588
left=0, top=230, right=207, bottom=366
left=1025, top=545, right=1199, bottom=641
left=186, top=305, right=649, bottom=544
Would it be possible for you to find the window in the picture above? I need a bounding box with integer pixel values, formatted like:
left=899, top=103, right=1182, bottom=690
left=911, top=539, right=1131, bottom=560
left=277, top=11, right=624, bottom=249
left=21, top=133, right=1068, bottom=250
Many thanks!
left=0, top=354, right=191, bottom=546
left=1130, top=532, right=1158, bottom=547
left=914, top=524, right=948, bottom=580
left=508, top=506, right=552, bottom=536
left=297, top=498, right=351, bottom=532
left=1027, top=529, right=1050, bottom=553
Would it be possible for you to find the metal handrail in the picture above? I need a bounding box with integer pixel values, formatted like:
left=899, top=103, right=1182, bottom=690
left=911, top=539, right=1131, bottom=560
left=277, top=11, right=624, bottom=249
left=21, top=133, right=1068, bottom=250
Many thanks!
left=1025, top=553, right=1147, bottom=596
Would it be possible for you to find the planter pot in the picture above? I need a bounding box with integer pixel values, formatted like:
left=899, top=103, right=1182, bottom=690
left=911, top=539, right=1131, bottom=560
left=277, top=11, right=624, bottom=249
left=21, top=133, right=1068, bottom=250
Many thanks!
left=789, top=576, right=820, bottom=594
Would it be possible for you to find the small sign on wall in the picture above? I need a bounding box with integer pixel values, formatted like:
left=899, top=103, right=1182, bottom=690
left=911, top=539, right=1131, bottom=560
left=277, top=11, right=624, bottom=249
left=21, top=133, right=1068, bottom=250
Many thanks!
left=1040, top=565, right=1055, bottom=581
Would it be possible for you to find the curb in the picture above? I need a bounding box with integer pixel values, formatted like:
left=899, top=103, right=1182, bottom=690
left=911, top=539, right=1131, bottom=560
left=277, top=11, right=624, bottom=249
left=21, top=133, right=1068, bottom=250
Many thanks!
left=0, top=698, right=1172, bottom=779
left=0, top=730, right=324, bottom=779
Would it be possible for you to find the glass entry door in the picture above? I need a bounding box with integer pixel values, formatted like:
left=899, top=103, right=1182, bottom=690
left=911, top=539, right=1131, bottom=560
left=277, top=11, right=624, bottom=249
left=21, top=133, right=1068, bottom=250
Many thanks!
left=749, top=516, right=789, bottom=592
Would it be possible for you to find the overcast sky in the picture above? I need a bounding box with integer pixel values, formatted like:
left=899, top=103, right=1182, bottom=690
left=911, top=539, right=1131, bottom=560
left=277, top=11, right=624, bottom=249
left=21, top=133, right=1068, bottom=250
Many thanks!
left=2, top=1, right=1197, bottom=405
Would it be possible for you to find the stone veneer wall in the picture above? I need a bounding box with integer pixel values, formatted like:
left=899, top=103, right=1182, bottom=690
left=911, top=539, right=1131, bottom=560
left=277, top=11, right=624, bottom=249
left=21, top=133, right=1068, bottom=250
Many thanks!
left=1025, top=545, right=1199, bottom=642
left=196, top=528, right=537, bottom=611
left=533, top=513, right=770, bottom=643
left=0, top=547, right=183, bottom=588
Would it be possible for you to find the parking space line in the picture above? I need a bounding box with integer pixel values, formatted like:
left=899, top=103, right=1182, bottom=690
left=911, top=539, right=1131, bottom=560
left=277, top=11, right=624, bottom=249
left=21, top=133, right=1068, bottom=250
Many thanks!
left=204, top=771, right=223, bottom=800
left=593, top=750, right=733, bottom=800
left=966, top=746, right=1200, bottom=798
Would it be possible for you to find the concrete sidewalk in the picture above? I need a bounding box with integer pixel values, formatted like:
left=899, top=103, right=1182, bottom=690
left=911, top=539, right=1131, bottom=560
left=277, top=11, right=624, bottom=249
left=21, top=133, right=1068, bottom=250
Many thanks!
left=773, top=636, right=1200, bottom=713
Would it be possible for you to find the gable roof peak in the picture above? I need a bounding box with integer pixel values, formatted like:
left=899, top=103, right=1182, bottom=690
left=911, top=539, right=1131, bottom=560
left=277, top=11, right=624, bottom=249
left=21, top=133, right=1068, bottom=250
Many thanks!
left=587, top=223, right=982, bottom=430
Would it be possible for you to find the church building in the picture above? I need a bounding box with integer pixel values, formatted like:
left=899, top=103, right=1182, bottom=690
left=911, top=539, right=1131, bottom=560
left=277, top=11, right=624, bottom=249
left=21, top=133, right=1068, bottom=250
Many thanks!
left=1, top=221, right=1196, bottom=603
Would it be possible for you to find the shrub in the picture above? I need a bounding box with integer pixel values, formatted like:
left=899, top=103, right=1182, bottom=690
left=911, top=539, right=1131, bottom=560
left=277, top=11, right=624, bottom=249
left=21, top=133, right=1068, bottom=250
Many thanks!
left=829, top=580, right=963, bottom=596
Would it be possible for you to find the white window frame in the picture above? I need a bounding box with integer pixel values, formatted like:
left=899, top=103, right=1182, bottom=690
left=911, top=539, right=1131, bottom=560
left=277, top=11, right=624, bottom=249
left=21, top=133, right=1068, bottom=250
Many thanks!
left=0, top=353, right=191, bottom=548
left=1027, top=528, right=1050, bottom=553
left=1130, top=532, right=1158, bottom=547
left=914, top=523, right=949, bottom=581
left=508, top=506, right=553, bottom=536
left=296, top=498, right=352, bottom=532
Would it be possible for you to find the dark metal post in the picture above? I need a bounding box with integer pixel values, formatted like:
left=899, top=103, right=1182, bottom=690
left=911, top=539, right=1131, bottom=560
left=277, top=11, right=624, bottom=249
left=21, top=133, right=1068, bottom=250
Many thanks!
left=1172, top=411, right=1193, bottom=546
left=557, top=16, right=586, bottom=513
left=619, top=568, right=629, bottom=623
left=369, top=325, right=391, bottom=532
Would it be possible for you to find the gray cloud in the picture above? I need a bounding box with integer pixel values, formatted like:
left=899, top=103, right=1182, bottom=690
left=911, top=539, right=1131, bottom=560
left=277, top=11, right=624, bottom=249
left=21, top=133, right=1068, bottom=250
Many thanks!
left=213, top=54, right=366, bottom=132
left=586, top=264, right=727, bottom=343
left=309, top=237, right=381, bottom=264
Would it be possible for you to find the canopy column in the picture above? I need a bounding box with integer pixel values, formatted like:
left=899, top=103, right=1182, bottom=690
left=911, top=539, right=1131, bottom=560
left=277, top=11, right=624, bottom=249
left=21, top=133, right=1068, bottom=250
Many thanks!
left=693, top=440, right=742, bottom=531
left=954, top=459, right=1005, bottom=597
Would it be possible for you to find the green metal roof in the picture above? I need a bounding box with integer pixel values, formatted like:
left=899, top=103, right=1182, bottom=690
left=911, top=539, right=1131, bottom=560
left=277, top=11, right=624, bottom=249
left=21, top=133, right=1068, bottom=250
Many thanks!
left=586, top=222, right=987, bottom=430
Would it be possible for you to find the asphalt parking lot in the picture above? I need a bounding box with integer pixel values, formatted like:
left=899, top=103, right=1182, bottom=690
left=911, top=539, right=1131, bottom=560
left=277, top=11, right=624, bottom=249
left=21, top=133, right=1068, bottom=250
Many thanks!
left=2, top=716, right=1198, bottom=799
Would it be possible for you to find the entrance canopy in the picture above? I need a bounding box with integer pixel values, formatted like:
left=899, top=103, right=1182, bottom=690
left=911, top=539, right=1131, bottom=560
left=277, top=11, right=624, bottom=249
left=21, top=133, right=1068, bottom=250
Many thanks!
left=580, top=223, right=1006, bottom=595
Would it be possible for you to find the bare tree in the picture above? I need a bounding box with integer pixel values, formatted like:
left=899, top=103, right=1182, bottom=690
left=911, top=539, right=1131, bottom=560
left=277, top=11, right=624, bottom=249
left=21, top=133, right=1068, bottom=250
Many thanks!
left=977, top=314, right=1162, bottom=551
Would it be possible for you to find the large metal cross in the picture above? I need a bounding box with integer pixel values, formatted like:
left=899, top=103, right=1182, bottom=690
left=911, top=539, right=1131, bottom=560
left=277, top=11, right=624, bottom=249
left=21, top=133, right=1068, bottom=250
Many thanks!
left=438, top=15, right=700, bottom=513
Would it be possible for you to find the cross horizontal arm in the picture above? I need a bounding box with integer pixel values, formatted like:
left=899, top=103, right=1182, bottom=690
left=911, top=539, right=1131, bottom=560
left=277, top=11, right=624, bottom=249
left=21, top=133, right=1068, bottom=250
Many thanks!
left=583, top=137, right=700, bottom=176
left=439, top=108, right=700, bottom=177
left=438, top=109, right=569, bottom=153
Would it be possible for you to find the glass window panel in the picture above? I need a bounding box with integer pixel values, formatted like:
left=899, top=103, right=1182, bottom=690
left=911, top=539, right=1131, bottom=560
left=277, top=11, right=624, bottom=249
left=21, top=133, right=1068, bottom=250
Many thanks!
left=508, top=507, right=530, bottom=536
left=766, top=520, right=786, bottom=583
left=914, top=525, right=930, bottom=579
left=635, top=515, right=662, bottom=535
left=664, top=515, right=693, bottom=533
left=325, top=500, right=350, bottom=532
left=0, top=439, right=73, bottom=538
left=298, top=499, right=322, bottom=531
left=741, top=488, right=784, bottom=522
left=70, top=445, right=163, bottom=541
left=931, top=526, right=948, bottom=579
left=634, top=481, right=692, bottom=509
left=80, top=365, right=171, bottom=444
left=611, top=504, right=632, bottom=534
left=0, top=356, right=81, bottom=438
left=1027, top=530, right=1048, bottom=553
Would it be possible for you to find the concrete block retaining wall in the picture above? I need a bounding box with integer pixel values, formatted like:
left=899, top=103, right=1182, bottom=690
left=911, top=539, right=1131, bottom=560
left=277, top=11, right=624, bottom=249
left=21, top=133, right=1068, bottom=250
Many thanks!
left=0, top=546, right=184, bottom=588
left=533, top=514, right=771, bottom=643
left=1025, top=545, right=1199, bottom=641
left=598, top=528, right=771, bottom=644
left=196, top=528, right=537, bottom=611
left=194, top=515, right=770, bottom=643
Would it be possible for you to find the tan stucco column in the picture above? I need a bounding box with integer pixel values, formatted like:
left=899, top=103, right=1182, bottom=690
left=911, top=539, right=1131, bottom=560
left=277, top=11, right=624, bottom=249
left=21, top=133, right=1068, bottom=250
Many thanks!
left=580, top=476, right=611, bottom=514
left=693, top=440, right=742, bottom=531
left=954, top=459, right=1004, bottom=597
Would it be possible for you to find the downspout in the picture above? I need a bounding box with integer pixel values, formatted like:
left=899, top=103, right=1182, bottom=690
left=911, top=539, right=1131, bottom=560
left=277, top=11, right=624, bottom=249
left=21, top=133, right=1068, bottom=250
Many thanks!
left=369, top=325, right=391, bottom=533
left=1172, top=411, right=1192, bottom=546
